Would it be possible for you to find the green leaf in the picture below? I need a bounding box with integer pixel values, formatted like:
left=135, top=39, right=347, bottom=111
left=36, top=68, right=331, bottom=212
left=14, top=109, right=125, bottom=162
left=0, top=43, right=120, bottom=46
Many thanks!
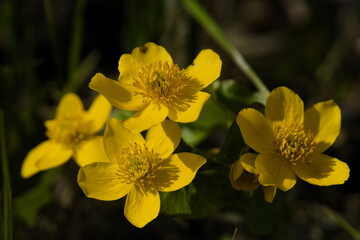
left=160, top=170, right=236, bottom=219
left=245, top=188, right=284, bottom=236
left=14, top=168, right=60, bottom=226
left=181, top=98, right=232, bottom=147
left=217, top=79, right=267, bottom=114
left=211, top=119, right=247, bottom=164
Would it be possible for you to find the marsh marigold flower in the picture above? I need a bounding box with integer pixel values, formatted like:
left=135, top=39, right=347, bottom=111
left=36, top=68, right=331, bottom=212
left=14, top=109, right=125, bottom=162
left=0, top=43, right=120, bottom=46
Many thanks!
left=21, top=93, right=112, bottom=178
left=89, top=42, right=222, bottom=132
left=237, top=86, right=349, bottom=191
left=77, top=118, right=206, bottom=228
left=230, top=153, right=277, bottom=203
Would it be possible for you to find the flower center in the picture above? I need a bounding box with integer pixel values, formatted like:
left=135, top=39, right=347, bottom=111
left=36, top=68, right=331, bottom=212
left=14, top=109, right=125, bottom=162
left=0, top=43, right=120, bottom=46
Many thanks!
left=133, top=61, right=199, bottom=106
left=273, top=122, right=316, bottom=165
left=116, top=143, right=161, bottom=185
left=46, top=114, right=93, bottom=148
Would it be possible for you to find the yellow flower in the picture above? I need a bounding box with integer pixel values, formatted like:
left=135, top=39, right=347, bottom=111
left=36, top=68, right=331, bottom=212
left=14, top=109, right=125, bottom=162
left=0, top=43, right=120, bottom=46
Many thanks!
left=237, top=86, right=350, bottom=191
left=21, top=93, right=112, bottom=178
left=89, top=42, right=222, bottom=132
left=230, top=153, right=277, bottom=203
left=77, top=118, right=206, bottom=228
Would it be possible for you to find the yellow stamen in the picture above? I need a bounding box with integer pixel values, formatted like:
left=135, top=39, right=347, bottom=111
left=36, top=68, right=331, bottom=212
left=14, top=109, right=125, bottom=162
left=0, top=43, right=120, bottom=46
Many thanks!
left=116, top=143, right=161, bottom=185
left=46, top=114, right=92, bottom=148
left=133, top=61, right=199, bottom=107
left=273, top=122, right=316, bottom=165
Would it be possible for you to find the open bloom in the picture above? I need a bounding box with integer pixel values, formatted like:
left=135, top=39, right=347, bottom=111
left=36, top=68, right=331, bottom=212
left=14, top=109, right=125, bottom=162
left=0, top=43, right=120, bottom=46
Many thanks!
left=237, top=86, right=349, bottom=191
left=89, top=42, right=222, bottom=132
left=77, top=118, right=206, bottom=228
left=21, top=93, right=112, bottom=178
left=230, top=153, right=277, bottom=203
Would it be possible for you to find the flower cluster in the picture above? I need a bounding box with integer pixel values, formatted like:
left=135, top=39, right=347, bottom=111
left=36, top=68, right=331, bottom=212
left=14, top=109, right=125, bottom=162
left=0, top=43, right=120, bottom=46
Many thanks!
left=21, top=42, right=349, bottom=228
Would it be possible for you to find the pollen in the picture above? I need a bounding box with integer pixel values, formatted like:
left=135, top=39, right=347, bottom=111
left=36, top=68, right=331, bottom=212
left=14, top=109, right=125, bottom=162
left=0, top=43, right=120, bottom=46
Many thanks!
left=273, top=122, right=316, bottom=165
left=46, top=114, right=93, bottom=148
left=133, top=61, right=198, bottom=105
left=116, top=143, right=162, bottom=185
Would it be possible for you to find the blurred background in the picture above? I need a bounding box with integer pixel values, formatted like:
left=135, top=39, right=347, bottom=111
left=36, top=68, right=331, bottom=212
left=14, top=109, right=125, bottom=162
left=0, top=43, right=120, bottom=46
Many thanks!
left=1, top=0, right=360, bottom=239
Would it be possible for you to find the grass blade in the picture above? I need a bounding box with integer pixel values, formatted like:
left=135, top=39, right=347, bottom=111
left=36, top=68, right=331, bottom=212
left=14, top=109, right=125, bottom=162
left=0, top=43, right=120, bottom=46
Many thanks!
left=181, top=0, right=269, bottom=96
left=1, top=109, right=12, bottom=240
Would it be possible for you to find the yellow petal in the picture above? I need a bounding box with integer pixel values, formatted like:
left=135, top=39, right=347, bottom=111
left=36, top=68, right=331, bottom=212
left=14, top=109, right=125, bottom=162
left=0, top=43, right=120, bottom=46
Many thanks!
left=265, top=87, right=304, bottom=127
left=237, top=108, right=275, bottom=154
left=124, top=183, right=160, bottom=228
left=229, top=158, right=245, bottom=190
left=103, top=118, right=145, bottom=162
left=292, top=153, right=349, bottom=186
left=240, top=152, right=258, bottom=175
left=89, top=73, right=146, bottom=111
left=230, top=156, right=259, bottom=191
left=21, top=140, right=71, bottom=178
left=168, top=91, right=210, bottom=123
left=146, top=120, right=181, bottom=159
left=86, top=94, right=112, bottom=133
left=153, top=152, right=206, bottom=192
left=78, top=162, right=133, bottom=200
left=74, top=136, right=109, bottom=166
left=118, top=42, right=173, bottom=80
left=124, top=102, right=168, bottom=132
left=56, top=93, right=84, bottom=118
left=256, top=154, right=296, bottom=191
left=263, top=186, right=277, bottom=203
left=304, top=100, right=341, bottom=153
left=184, top=49, right=222, bottom=88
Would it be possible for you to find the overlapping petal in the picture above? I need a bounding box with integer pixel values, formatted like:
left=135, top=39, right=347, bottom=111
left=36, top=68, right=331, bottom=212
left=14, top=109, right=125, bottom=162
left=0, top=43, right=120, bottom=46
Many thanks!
left=153, top=152, right=206, bottom=192
left=31, top=140, right=72, bottom=173
left=263, top=186, right=277, bottom=203
left=146, top=120, right=181, bottom=159
left=78, top=162, right=133, bottom=201
left=265, top=86, right=304, bottom=127
left=124, top=102, right=168, bottom=132
left=55, top=93, right=84, bottom=118
left=184, top=49, right=222, bottom=88
left=86, top=94, right=112, bottom=132
left=229, top=158, right=244, bottom=191
left=118, top=42, right=173, bottom=80
left=103, top=118, right=145, bottom=162
left=168, top=91, right=210, bottom=123
left=237, top=108, right=275, bottom=154
left=21, top=140, right=71, bottom=178
left=74, top=136, right=109, bottom=166
left=89, top=73, right=146, bottom=111
left=292, top=153, right=349, bottom=186
left=124, top=183, right=160, bottom=228
left=240, top=152, right=258, bottom=174
left=256, top=154, right=297, bottom=191
left=304, top=100, right=341, bottom=153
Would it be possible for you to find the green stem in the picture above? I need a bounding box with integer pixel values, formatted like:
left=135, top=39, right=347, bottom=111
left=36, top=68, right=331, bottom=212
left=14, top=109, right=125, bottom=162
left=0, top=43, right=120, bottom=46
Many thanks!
left=323, top=206, right=360, bottom=240
left=181, top=0, right=269, bottom=95
left=65, top=0, right=88, bottom=93
left=1, top=109, right=12, bottom=240
left=43, top=0, right=61, bottom=84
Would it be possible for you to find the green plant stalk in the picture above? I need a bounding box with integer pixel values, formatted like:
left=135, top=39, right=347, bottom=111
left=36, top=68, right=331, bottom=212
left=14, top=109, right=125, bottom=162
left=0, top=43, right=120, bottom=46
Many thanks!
left=65, top=0, right=88, bottom=93
left=323, top=206, right=360, bottom=240
left=43, top=0, right=61, bottom=84
left=1, top=109, right=12, bottom=240
left=181, top=0, right=269, bottom=95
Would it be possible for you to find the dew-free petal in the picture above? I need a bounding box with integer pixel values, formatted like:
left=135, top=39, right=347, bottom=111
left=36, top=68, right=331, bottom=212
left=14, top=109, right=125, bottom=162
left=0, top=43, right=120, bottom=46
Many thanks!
left=153, top=152, right=206, bottom=192
left=256, top=154, right=297, bottom=191
left=292, top=153, right=349, bottom=186
left=146, top=120, right=181, bottom=159
left=304, top=100, right=341, bottom=153
left=124, top=183, right=160, bottom=228
left=78, top=162, right=133, bottom=201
